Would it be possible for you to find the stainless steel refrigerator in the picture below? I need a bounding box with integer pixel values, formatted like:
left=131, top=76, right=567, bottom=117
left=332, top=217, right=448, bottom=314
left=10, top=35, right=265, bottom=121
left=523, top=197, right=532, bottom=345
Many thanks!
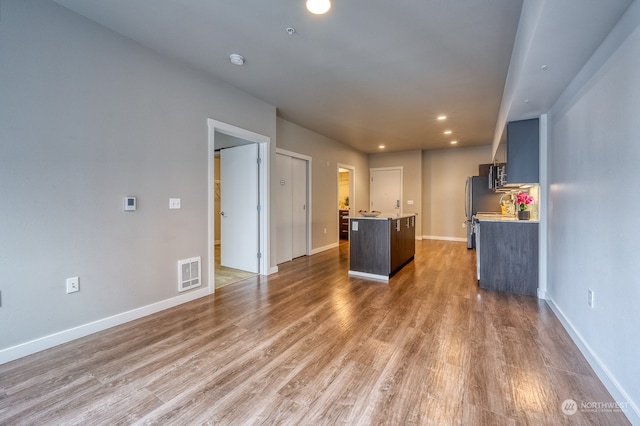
left=465, top=176, right=502, bottom=248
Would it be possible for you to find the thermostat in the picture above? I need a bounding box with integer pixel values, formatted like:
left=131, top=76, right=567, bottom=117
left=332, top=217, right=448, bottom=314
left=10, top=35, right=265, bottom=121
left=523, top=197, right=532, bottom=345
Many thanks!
left=124, top=196, right=136, bottom=211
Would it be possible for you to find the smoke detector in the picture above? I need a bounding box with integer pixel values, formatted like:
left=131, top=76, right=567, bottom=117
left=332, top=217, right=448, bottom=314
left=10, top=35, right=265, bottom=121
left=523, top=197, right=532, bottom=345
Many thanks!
left=229, top=54, right=245, bottom=66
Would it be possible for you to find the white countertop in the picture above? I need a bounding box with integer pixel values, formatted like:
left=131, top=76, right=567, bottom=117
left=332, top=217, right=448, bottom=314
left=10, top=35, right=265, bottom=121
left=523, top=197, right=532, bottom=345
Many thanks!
left=474, top=213, right=539, bottom=223
left=349, top=213, right=417, bottom=220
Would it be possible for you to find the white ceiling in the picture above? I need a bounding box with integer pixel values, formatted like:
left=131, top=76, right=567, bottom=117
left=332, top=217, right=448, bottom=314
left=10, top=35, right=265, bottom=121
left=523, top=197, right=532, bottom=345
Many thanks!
left=52, top=0, right=632, bottom=154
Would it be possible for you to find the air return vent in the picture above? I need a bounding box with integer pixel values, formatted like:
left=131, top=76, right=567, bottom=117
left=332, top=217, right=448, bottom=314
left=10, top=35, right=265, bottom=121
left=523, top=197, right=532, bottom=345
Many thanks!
left=178, top=257, right=201, bottom=292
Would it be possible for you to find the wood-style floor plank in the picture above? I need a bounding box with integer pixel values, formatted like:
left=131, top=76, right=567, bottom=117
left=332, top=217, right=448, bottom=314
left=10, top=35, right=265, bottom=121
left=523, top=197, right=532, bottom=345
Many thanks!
left=0, top=240, right=631, bottom=425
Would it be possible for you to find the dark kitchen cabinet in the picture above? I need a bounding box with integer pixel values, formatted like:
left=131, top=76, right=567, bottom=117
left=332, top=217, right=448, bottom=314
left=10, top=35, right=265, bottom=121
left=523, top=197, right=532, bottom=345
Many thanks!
left=507, top=118, right=539, bottom=183
left=390, top=216, right=416, bottom=273
left=349, top=215, right=415, bottom=280
left=477, top=220, right=538, bottom=296
left=339, top=209, right=349, bottom=240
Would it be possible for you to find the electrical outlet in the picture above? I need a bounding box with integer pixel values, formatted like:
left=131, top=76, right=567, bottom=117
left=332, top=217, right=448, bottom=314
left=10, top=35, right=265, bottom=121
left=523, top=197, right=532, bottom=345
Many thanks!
left=323, top=227, right=327, bottom=234
left=461, top=222, right=466, bottom=228
left=588, top=289, right=594, bottom=308
left=66, top=277, right=79, bottom=294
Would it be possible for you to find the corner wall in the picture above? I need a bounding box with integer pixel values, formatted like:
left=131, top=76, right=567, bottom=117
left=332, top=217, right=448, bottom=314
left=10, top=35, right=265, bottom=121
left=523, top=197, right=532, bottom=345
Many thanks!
left=422, top=146, right=494, bottom=240
left=276, top=118, right=369, bottom=252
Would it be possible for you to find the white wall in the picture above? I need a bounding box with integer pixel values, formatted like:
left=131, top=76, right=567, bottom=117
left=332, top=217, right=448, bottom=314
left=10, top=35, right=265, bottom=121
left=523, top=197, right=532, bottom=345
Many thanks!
left=546, top=2, right=640, bottom=421
left=0, top=0, right=276, bottom=358
left=422, top=146, right=494, bottom=240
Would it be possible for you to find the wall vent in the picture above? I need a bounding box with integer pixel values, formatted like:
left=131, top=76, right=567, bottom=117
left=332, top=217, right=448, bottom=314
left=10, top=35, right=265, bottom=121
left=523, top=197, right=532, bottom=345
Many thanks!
left=178, top=256, right=201, bottom=292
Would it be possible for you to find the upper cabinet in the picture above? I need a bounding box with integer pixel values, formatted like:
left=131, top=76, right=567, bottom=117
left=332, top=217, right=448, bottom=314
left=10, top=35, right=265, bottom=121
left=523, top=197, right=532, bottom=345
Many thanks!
left=506, top=118, right=539, bottom=184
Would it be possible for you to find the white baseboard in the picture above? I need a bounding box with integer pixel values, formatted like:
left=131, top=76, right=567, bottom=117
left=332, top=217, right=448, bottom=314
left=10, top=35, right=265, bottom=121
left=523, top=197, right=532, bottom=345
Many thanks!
left=415, top=236, right=423, bottom=241
left=348, top=270, right=389, bottom=282
left=310, top=242, right=339, bottom=255
left=422, top=235, right=467, bottom=242
left=268, top=266, right=279, bottom=275
left=537, top=289, right=549, bottom=300
left=0, top=287, right=210, bottom=366
left=546, top=298, right=640, bottom=425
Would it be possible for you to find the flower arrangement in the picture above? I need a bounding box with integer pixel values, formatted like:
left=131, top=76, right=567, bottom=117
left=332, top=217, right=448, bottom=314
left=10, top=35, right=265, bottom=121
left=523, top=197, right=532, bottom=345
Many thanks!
left=516, top=191, right=534, bottom=211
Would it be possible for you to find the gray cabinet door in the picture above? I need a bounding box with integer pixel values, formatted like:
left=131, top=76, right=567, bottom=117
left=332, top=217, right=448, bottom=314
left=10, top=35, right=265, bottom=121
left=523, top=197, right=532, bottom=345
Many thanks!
left=507, top=118, right=539, bottom=183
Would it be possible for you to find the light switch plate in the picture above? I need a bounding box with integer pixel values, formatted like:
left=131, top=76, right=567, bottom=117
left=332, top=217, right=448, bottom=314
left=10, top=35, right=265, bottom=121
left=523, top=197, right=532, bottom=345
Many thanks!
left=169, top=198, right=181, bottom=209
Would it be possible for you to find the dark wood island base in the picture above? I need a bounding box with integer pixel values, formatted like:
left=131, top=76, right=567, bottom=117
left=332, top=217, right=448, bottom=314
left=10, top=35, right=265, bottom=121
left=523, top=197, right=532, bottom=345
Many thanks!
left=348, top=214, right=416, bottom=281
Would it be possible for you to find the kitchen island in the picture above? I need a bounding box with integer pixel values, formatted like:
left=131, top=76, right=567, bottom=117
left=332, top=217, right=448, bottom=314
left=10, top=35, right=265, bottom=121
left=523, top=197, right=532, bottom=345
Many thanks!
left=348, top=214, right=416, bottom=281
left=474, top=214, right=538, bottom=296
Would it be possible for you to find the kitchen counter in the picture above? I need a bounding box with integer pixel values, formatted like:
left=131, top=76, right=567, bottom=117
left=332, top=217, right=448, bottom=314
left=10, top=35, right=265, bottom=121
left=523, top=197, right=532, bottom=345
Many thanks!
left=475, top=219, right=538, bottom=296
left=348, top=214, right=416, bottom=281
left=474, top=213, right=538, bottom=223
left=349, top=213, right=417, bottom=220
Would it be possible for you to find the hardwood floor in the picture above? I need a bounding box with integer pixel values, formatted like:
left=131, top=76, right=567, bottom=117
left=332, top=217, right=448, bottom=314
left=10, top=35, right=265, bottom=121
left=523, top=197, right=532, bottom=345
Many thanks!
left=0, top=240, right=630, bottom=425
left=214, top=244, right=256, bottom=289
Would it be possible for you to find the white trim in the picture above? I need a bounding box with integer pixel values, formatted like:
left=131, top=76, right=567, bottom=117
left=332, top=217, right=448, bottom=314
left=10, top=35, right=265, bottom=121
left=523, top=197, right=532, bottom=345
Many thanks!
left=348, top=270, right=389, bottom=282
left=422, top=235, right=467, bottom=242
left=337, top=163, right=356, bottom=242
left=276, top=148, right=311, bottom=162
left=207, top=119, right=272, bottom=295
left=276, top=148, right=313, bottom=257
left=538, top=114, right=548, bottom=299
left=547, top=299, right=640, bottom=424
left=310, top=242, right=339, bottom=255
left=0, top=287, right=209, bottom=365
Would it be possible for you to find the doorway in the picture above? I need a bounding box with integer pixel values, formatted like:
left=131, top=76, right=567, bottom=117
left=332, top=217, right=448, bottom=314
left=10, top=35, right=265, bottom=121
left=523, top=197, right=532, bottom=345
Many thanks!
left=207, top=119, right=271, bottom=293
left=370, top=167, right=402, bottom=216
left=337, top=164, right=355, bottom=240
left=213, top=152, right=256, bottom=288
left=276, top=149, right=311, bottom=264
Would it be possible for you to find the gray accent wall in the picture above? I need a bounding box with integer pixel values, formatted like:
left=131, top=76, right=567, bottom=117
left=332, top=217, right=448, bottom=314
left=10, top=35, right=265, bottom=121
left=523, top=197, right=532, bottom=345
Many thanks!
left=547, top=2, right=640, bottom=420
left=422, top=146, right=494, bottom=240
left=0, top=1, right=275, bottom=350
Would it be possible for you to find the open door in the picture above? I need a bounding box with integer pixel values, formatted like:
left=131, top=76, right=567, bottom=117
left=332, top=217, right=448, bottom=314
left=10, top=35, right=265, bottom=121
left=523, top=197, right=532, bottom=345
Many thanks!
left=220, top=144, right=259, bottom=273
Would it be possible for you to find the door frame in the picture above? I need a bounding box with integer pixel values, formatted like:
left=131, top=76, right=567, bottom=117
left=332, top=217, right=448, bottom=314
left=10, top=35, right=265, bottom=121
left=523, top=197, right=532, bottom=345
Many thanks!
left=337, top=163, right=355, bottom=240
left=276, top=148, right=312, bottom=258
left=207, top=119, right=271, bottom=294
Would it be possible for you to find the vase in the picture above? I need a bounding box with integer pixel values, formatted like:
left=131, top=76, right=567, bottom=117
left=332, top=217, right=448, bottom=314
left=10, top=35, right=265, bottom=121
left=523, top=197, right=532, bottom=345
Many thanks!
left=517, top=210, right=530, bottom=220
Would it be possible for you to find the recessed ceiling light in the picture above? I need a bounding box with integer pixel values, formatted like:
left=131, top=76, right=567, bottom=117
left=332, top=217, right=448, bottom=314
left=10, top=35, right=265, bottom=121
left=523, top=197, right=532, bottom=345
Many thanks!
left=450, top=140, right=458, bottom=145
left=306, top=0, right=331, bottom=14
left=378, top=145, right=385, bottom=149
left=229, top=54, right=245, bottom=66
left=444, top=130, right=452, bottom=135
left=437, top=115, right=447, bottom=121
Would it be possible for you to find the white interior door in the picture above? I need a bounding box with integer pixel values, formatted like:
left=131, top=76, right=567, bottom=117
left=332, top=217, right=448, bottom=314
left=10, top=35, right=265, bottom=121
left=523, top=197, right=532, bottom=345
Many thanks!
left=291, top=157, right=307, bottom=258
left=276, top=154, right=293, bottom=264
left=220, top=144, right=259, bottom=273
left=370, top=167, right=402, bottom=216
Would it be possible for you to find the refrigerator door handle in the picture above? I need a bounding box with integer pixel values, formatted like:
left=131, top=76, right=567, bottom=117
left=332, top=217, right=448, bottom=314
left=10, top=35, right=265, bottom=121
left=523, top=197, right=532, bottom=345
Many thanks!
left=464, top=179, right=469, bottom=219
